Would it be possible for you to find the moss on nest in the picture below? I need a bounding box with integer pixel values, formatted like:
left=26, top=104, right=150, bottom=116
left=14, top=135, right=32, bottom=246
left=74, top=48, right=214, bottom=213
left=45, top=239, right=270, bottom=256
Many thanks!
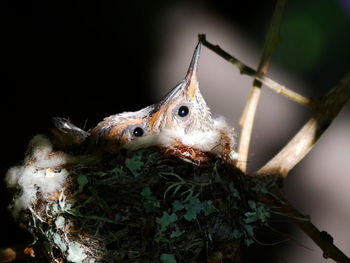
left=9, top=146, right=272, bottom=263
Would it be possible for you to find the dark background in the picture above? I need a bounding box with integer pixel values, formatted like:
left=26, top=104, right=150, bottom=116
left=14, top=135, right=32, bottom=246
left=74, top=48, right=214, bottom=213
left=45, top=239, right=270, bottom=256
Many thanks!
left=2, top=0, right=350, bottom=262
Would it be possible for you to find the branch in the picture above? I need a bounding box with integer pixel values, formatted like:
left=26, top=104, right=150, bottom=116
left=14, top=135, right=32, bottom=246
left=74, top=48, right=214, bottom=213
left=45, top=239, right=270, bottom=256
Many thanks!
left=235, top=0, right=286, bottom=172
left=236, top=79, right=261, bottom=173
left=198, top=35, right=315, bottom=109
left=254, top=71, right=350, bottom=179
left=271, top=187, right=350, bottom=263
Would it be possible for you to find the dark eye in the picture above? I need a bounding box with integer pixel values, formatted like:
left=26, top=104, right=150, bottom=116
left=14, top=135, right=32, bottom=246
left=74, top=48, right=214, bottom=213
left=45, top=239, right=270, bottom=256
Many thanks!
left=178, top=106, right=189, bottom=117
left=132, top=127, right=144, bottom=137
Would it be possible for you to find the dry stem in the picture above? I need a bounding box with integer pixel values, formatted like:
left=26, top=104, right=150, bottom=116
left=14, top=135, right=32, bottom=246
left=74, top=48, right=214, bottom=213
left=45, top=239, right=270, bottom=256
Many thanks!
left=235, top=0, right=286, bottom=172
left=254, top=72, right=350, bottom=178
left=236, top=82, right=261, bottom=173
left=272, top=187, right=350, bottom=263
left=198, top=35, right=315, bottom=109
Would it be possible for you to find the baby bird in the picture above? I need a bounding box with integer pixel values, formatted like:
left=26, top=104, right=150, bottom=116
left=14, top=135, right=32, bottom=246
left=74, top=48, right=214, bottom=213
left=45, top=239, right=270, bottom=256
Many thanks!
left=51, top=43, right=236, bottom=164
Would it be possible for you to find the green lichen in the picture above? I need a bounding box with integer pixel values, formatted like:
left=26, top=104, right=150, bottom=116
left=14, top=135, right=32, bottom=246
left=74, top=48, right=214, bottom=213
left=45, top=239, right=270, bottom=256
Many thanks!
left=170, top=226, right=184, bottom=238
left=125, top=152, right=144, bottom=177
left=156, top=212, right=178, bottom=233
left=76, top=175, right=88, bottom=194
left=244, top=200, right=270, bottom=223
left=55, top=215, right=65, bottom=230
left=160, top=253, right=177, bottom=263
left=67, top=242, right=87, bottom=263
left=53, top=233, right=67, bottom=252
left=172, top=200, right=184, bottom=213
left=141, top=187, right=160, bottom=213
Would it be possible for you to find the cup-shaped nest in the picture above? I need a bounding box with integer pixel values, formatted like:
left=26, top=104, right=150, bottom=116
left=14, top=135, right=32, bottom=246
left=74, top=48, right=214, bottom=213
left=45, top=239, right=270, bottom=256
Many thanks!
left=7, top=135, right=272, bottom=263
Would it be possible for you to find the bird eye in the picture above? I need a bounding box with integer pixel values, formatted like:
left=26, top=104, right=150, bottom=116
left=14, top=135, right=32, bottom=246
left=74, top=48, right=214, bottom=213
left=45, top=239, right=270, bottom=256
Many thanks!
left=178, top=106, right=189, bottom=117
left=132, top=127, right=144, bottom=137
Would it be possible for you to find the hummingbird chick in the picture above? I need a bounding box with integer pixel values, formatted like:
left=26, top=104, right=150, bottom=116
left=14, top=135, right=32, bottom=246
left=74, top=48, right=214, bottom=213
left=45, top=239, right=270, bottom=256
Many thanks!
left=88, top=105, right=159, bottom=152
left=51, top=43, right=236, bottom=165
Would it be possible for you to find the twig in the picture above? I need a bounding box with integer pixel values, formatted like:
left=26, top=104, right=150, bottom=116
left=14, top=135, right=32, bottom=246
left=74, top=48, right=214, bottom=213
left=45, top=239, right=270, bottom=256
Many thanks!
left=236, top=0, right=286, bottom=172
left=198, top=35, right=315, bottom=109
left=236, top=78, right=261, bottom=173
left=271, top=187, right=350, bottom=262
left=253, top=71, right=350, bottom=179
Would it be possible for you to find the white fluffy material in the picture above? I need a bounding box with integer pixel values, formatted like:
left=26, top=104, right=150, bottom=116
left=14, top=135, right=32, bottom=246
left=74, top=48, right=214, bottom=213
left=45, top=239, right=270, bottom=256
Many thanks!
left=26, top=135, right=70, bottom=168
left=160, top=129, right=220, bottom=151
left=5, top=135, right=70, bottom=217
left=160, top=116, right=235, bottom=153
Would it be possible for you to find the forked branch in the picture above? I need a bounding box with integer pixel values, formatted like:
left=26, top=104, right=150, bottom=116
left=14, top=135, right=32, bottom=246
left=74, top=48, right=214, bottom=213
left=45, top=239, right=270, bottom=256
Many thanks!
left=254, top=72, right=350, bottom=179
left=236, top=0, right=285, bottom=173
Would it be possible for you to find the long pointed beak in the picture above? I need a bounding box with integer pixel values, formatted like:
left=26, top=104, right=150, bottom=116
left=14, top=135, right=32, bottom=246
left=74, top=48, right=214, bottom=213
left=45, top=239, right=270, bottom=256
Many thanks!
left=158, top=42, right=202, bottom=103
left=184, top=42, right=201, bottom=99
left=149, top=42, right=202, bottom=130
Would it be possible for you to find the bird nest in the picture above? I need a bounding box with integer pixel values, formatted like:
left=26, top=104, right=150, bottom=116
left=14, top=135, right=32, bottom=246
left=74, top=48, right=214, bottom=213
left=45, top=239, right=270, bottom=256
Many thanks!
left=7, top=135, right=272, bottom=263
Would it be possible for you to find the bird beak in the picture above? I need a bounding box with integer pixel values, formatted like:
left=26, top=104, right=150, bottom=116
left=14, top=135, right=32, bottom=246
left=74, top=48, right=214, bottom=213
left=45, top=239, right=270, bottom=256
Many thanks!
left=183, top=42, right=201, bottom=100
left=149, top=42, right=202, bottom=130
left=158, top=42, right=202, bottom=103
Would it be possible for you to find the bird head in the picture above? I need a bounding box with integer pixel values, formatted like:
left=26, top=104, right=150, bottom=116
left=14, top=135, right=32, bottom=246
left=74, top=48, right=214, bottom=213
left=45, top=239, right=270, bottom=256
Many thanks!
left=89, top=105, right=156, bottom=151
left=149, top=43, right=214, bottom=135
left=90, top=43, right=216, bottom=153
